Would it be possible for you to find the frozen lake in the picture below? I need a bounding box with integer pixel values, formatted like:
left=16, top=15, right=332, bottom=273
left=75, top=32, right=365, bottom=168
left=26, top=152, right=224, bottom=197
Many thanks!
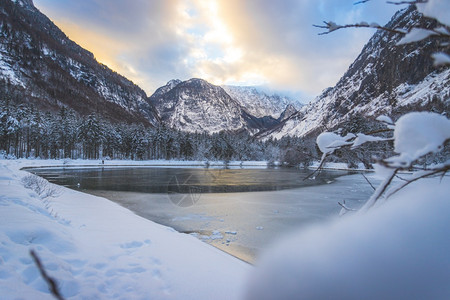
left=30, top=166, right=376, bottom=263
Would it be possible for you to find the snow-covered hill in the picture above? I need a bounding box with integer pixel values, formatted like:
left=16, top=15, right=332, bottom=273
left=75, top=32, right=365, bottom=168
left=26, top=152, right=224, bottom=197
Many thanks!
left=221, top=85, right=302, bottom=119
left=262, top=6, right=450, bottom=140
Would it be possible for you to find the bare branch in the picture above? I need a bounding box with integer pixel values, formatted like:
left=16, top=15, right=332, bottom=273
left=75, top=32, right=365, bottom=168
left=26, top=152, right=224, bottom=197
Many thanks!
left=338, top=200, right=357, bottom=211
left=361, top=168, right=398, bottom=211
left=314, top=22, right=408, bottom=35
left=30, top=250, right=65, bottom=300
left=394, top=174, right=409, bottom=181
left=364, top=128, right=394, bottom=135
left=385, top=164, right=450, bottom=199
left=354, top=0, right=429, bottom=5
left=304, top=154, right=327, bottom=180
left=386, top=0, right=428, bottom=5
left=354, top=0, right=371, bottom=4
left=361, top=173, right=376, bottom=191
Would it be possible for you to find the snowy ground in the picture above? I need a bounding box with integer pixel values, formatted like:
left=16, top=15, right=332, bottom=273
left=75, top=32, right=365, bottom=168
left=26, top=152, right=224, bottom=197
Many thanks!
left=0, top=159, right=251, bottom=299
left=247, top=174, right=450, bottom=300
left=1, top=158, right=449, bottom=299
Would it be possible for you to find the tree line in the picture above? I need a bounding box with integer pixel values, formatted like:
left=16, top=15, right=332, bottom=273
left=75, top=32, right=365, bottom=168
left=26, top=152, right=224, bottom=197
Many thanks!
left=0, top=98, right=318, bottom=164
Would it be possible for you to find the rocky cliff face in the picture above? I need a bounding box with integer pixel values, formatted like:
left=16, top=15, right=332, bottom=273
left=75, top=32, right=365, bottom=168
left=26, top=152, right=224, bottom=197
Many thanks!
left=263, top=6, right=449, bottom=139
left=0, top=0, right=159, bottom=125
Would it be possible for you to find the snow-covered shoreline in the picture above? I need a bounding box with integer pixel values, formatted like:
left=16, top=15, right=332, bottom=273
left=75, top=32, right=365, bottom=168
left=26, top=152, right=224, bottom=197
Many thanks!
left=13, top=158, right=269, bottom=169
left=3, top=158, right=448, bottom=299
left=0, top=159, right=251, bottom=299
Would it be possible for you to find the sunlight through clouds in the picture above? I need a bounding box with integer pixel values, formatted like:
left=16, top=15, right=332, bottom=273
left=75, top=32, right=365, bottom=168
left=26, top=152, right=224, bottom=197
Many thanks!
left=33, top=0, right=398, bottom=99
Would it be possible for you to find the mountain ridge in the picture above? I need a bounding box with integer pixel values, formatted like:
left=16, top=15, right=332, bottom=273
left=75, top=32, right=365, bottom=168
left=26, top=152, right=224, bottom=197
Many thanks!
left=0, top=0, right=159, bottom=125
left=262, top=5, right=450, bottom=140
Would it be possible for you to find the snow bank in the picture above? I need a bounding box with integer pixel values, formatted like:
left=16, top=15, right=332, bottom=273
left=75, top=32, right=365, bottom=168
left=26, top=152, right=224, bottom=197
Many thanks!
left=246, top=177, right=450, bottom=300
left=0, top=160, right=250, bottom=299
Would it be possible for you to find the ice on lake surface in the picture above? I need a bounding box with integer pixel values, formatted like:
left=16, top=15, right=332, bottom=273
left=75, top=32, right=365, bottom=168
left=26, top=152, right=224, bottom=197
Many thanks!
left=31, top=167, right=378, bottom=263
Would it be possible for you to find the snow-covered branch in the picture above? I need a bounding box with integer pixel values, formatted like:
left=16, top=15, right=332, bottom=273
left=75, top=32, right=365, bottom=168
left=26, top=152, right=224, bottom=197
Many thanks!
left=316, top=0, right=450, bottom=66
left=314, top=112, right=450, bottom=211
left=313, top=21, right=406, bottom=35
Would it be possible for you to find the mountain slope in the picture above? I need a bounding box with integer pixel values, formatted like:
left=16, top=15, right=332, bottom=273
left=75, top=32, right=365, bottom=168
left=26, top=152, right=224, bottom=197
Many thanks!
left=149, top=78, right=251, bottom=133
left=263, top=6, right=450, bottom=139
left=0, top=0, right=159, bottom=125
left=221, top=85, right=301, bottom=119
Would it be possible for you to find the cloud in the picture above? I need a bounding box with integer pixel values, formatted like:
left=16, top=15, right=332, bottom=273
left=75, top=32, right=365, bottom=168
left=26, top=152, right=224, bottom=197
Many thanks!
left=34, top=0, right=399, bottom=99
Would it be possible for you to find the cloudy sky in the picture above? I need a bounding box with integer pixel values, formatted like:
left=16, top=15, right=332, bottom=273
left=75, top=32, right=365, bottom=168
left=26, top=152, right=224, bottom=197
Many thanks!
left=33, top=0, right=399, bottom=100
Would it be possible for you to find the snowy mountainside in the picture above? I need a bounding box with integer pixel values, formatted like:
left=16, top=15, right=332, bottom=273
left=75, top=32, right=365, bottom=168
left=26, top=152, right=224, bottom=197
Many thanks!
left=222, top=85, right=302, bottom=119
left=149, top=78, right=249, bottom=133
left=149, top=78, right=282, bottom=134
left=0, top=0, right=159, bottom=125
left=263, top=6, right=450, bottom=140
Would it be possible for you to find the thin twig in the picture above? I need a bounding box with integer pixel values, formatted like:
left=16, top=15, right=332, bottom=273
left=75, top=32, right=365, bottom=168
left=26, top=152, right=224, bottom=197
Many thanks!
left=385, top=166, right=449, bottom=199
left=338, top=200, right=357, bottom=211
left=314, top=22, right=408, bottom=35
left=386, top=0, right=428, bottom=5
left=361, top=168, right=398, bottom=211
left=361, top=173, right=376, bottom=191
left=394, top=174, right=409, bottom=181
left=30, top=250, right=65, bottom=300
left=304, top=154, right=327, bottom=180
left=364, top=128, right=394, bottom=135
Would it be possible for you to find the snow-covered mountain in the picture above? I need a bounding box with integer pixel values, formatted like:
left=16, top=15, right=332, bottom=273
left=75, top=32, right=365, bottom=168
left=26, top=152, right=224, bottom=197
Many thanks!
left=262, top=6, right=449, bottom=140
left=149, top=78, right=285, bottom=134
left=149, top=78, right=246, bottom=133
left=222, top=85, right=301, bottom=119
left=0, top=0, right=159, bottom=125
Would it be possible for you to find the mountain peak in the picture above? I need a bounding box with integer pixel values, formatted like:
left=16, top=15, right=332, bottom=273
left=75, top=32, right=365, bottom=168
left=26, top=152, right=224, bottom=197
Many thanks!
left=149, top=78, right=246, bottom=133
left=182, top=78, right=214, bottom=88
left=167, top=79, right=182, bottom=88
left=222, top=85, right=302, bottom=119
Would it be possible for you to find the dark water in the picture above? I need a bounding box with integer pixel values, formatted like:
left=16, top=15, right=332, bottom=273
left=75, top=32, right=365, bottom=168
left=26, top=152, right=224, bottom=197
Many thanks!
left=29, top=166, right=348, bottom=194
left=29, top=166, right=369, bottom=263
